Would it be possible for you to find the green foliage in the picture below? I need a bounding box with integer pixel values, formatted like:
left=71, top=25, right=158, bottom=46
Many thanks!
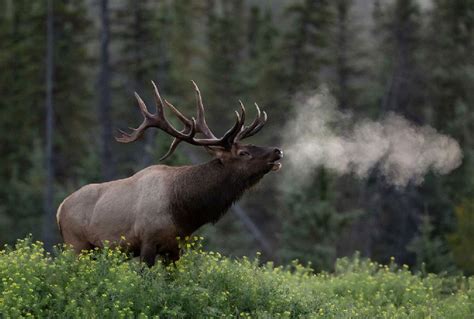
left=407, top=215, right=457, bottom=274
left=281, top=0, right=332, bottom=92
left=426, top=0, right=474, bottom=202
left=52, top=0, right=94, bottom=183
left=0, top=141, right=45, bottom=243
left=0, top=1, right=45, bottom=162
left=448, top=201, right=474, bottom=275
left=205, top=1, right=246, bottom=118
left=167, top=0, right=202, bottom=100
left=0, top=0, right=93, bottom=244
left=114, top=0, right=162, bottom=88
left=0, top=237, right=473, bottom=318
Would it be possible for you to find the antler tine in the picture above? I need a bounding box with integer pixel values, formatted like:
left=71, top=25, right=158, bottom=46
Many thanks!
left=114, top=93, right=154, bottom=143
left=159, top=117, right=197, bottom=161
left=191, top=80, right=216, bottom=139
left=235, top=103, right=267, bottom=141
left=116, top=85, right=196, bottom=144
left=151, top=81, right=166, bottom=117
left=220, top=102, right=247, bottom=146
left=164, top=99, right=193, bottom=128
left=238, top=100, right=246, bottom=126
left=248, top=110, right=267, bottom=136
left=115, top=129, right=134, bottom=143
left=159, top=138, right=182, bottom=161
left=134, top=92, right=150, bottom=116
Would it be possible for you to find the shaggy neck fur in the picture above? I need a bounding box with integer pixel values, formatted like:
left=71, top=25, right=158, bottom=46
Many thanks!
left=171, top=159, right=265, bottom=235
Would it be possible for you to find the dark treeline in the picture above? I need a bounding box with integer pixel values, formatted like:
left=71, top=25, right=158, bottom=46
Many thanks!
left=0, top=0, right=473, bottom=274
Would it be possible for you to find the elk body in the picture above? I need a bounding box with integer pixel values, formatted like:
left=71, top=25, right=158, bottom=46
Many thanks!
left=56, top=82, right=283, bottom=266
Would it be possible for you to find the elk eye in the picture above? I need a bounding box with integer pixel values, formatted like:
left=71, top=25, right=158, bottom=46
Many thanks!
left=238, top=151, right=250, bottom=157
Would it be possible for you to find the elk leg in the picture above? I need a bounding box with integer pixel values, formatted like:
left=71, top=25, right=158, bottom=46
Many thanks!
left=140, top=243, right=157, bottom=267
left=64, top=237, right=94, bottom=254
left=161, top=243, right=180, bottom=266
left=168, top=245, right=180, bottom=262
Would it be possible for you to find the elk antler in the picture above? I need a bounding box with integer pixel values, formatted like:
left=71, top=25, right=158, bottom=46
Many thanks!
left=235, top=103, right=267, bottom=142
left=116, top=81, right=259, bottom=160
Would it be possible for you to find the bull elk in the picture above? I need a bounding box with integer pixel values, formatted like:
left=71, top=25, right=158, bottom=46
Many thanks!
left=56, top=81, right=283, bottom=266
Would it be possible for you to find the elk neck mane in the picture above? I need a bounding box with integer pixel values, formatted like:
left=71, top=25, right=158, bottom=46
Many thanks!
left=170, top=158, right=264, bottom=234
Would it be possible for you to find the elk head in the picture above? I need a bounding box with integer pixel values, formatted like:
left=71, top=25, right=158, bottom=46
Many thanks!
left=115, top=81, right=283, bottom=179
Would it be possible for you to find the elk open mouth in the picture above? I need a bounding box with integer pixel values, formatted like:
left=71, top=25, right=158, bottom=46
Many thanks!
left=270, top=162, right=282, bottom=171
left=269, top=149, right=283, bottom=171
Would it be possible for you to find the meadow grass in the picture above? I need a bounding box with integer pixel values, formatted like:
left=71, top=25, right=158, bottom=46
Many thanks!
left=0, top=237, right=472, bottom=318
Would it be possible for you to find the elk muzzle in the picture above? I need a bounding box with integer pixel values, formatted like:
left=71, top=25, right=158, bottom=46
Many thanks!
left=269, top=148, right=283, bottom=171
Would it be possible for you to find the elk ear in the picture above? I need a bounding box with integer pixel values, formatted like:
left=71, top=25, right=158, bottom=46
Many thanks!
left=205, top=146, right=228, bottom=161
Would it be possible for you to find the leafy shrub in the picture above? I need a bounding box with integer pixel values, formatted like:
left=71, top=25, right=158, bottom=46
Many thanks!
left=0, top=237, right=472, bottom=318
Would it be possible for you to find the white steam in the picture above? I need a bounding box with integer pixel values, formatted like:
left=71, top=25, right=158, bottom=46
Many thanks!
left=282, top=88, right=463, bottom=187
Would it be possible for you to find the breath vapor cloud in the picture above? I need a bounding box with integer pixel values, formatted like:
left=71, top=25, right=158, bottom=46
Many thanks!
left=282, top=88, right=462, bottom=187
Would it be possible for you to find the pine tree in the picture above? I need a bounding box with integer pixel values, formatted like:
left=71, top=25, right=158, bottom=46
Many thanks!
left=243, top=7, right=284, bottom=112
left=281, top=0, right=332, bottom=93
left=383, top=0, right=425, bottom=120
left=113, top=0, right=167, bottom=169
left=329, top=0, right=365, bottom=110
left=425, top=0, right=474, bottom=202
left=98, top=0, right=115, bottom=181
left=42, top=0, right=55, bottom=250
left=407, top=215, right=456, bottom=274
left=205, top=0, right=246, bottom=127
left=168, top=0, right=201, bottom=101
left=0, top=1, right=45, bottom=179
left=418, top=0, right=474, bottom=270
left=0, top=0, right=93, bottom=244
left=0, top=1, right=46, bottom=243
left=50, top=0, right=95, bottom=224
left=360, top=0, right=426, bottom=265
left=448, top=201, right=474, bottom=274
left=279, top=170, right=354, bottom=271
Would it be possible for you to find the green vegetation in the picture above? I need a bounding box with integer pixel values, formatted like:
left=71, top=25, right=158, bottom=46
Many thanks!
left=0, top=237, right=472, bottom=318
left=1, top=0, right=474, bottom=278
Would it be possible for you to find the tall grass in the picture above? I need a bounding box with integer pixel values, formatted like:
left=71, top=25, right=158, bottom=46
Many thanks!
left=0, top=237, right=472, bottom=318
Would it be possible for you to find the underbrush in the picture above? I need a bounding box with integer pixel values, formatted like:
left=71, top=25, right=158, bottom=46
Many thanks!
left=0, top=237, right=472, bottom=318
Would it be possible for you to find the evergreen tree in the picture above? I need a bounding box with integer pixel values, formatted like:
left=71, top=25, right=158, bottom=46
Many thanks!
left=243, top=7, right=285, bottom=115
left=0, top=0, right=92, bottom=244
left=380, top=0, right=424, bottom=120
left=329, top=0, right=365, bottom=110
left=168, top=0, right=201, bottom=101
left=407, top=215, right=456, bottom=274
left=417, top=0, right=474, bottom=269
left=42, top=0, right=55, bottom=250
left=425, top=0, right=474, bottom=202
left=98, top=0, right=114, bottom=181
left=0, top=1, right=45, bottom=180
left=205, top=0, right=246, bottom=127
left=48, top=0, right=95, bottom=192
left=362, top=0, right=425, bottom=265
left=448, top=201, right=474, bottom=274
left=113, top=0, right=167, bottom=169
left=281, top=0, right=332, bottom=93
left=0, top=1, right=46, bottom=243
left=279, top=170, right=354, bottom=271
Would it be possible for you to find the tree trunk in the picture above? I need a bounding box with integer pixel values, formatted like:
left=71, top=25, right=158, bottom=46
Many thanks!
left=42, top=0, right=56, bottom=250
left=336, top=0, right=349, bottom=109
left=371, top=0, right=422, bottom=263
left=98, top=0, right=115, bottom=180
